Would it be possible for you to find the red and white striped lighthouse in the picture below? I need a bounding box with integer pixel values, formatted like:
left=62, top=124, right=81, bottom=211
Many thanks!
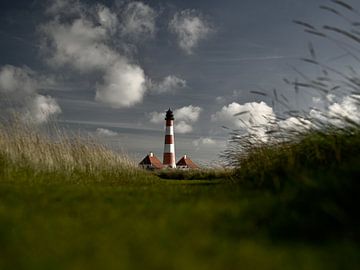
left=163, top=108, right=176, bottom=168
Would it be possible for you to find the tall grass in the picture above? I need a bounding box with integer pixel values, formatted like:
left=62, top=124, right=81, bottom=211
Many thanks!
left=218, top=1, right=360, bottom=241
left=0, top=122, right=155, bottom=184
left=224, top=0, right=360, bottom=179
left=229, top=128, right=360, bottom=186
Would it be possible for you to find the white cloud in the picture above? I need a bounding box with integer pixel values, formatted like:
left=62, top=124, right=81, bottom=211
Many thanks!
left=149, top=105, right=202, bottom=134
left=211, top=101, right=275, bottom=141
left=175, top=105, right=202, bottom=133
left=120, top=1, right=157, bottom=40
left=215, top=96, right=226, bottom=104
left=41, top=18, right=115, bottom=71
left=150, top=75, right=186, bottom=94
left=0, top=65, right=61, bottom=124
left=97, top=5, right=119, bottom=34
left=211, top=101, right=275, bottom=129
left=169, top=9, right=212, bottom=54
left=95, top=128, right=118, bottom=137
left=175, top=120, right=193, bottom=134
left=24, top=95, right=62, bottom=124
left=40, top=2, right=148, bottom=109
left=192, top=137, right=216, bottom=147
left=278, top=117, right=312, bottom=132
left=309, top=94, right=360, bottom=127
left=0, top=65, right=39, bottom=94
left=174, top=105, right=202, bottom=123
left=149, top=111, right=164, bottom=124
left=328, top=95, right=360, bottom=124
left=95, top=60, right=146, bottom=108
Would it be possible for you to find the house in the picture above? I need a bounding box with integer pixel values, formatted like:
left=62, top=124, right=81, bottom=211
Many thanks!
left=139, top=152, right=164, bottom=170
left=176, top=155, right=199, bottom=169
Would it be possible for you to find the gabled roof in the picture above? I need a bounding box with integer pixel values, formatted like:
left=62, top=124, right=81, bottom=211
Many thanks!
left=176, top=155, right=199, bottom=169
left=139, top=153, right=164, bottom=169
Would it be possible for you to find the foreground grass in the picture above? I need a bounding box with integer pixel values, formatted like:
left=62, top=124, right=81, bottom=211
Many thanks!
left=226, top=129, right=360, bottom=242
left=1, top=181, right=359, bottom=270
left=0, top=124, right=359, bottom=269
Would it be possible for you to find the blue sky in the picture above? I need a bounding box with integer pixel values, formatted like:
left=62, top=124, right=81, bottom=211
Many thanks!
left=0, top=0, right=359, bottom=164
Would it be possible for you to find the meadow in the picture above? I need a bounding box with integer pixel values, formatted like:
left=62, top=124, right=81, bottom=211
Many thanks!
left=0, top=123, right=359, bottom=270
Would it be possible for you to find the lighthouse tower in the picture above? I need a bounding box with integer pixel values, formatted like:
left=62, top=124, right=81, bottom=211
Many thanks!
left=163, top=108, right=176, bottom=168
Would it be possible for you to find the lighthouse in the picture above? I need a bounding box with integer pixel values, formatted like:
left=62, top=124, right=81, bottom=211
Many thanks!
left=163, top=108, right=176, bottom=168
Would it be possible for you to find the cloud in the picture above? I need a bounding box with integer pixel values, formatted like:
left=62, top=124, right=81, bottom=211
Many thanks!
left=95, top=128, right=118, bottom=137
left=215, top=96, right=226, bottom=104
left=175, top=120, right=193, bottom=134
left=211, top=101, right=275, bottom=141
left=40, top=1, right=148, bottom=108
left=169, top=9, right=212, bottom=54
left=97, top=4, right=119, bottom=34
left=149, top=75, right=186, bottom=94
left=149, top=111, right=165, bottom=124
left=23, top=95, right=62, bottom=124
left=211, top=102, right=275, bottom=129
left=95, top=60, right=146, bottom=108
left=213, top=95, right=360, bottom=143
left=328, top=95, right=360, bottom=123
left=192, top=137, right=216, bottom=147
left=0, top=65, right=39, bottom=94
left=175, top=105, right=202, bottom=123
left=0, top=65, right=61, bottom=124
left=309, top=94, right=360, bottom=127
left=120, top=1, right=157, bottom=40
left=149, top=105, right=202, bottom=134
left=277, top=117, right=312, bottom=132
left=40, top=18, right=116, bottom=71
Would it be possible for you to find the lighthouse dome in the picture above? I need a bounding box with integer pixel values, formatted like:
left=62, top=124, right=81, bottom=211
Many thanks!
left=165, top=108, right=174, bottom=120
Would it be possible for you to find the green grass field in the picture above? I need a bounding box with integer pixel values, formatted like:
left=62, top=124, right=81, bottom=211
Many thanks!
left=1, top=125, right=359, bottom=269
left=1, top=180, right=359, bottom=270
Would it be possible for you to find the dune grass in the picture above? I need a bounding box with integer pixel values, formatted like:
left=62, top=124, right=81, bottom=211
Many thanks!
left=227, top=128, right=360, bottom=189
left=0, top=123, right=156, bottom=185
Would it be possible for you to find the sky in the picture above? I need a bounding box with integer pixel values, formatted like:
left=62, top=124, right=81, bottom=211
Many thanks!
left=0, top=0, right=360, bottom=165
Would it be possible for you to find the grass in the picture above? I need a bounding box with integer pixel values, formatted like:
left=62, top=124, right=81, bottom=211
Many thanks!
left=1, top=182, right=359, bottom=270
left=0, top=122, right=155, bottom=185
left=224, top=128, right=360, bottom=242
left=0, top=123, right=360, bottom=269
left=156, top=167, right=231, bottom=180
left=228, top=128, right=360, bottom=189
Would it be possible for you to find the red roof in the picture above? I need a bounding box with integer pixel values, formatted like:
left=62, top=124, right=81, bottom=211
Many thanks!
left=176, top=155, right=199, bottom=169
left=139, top=153, right=164, bottom=169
